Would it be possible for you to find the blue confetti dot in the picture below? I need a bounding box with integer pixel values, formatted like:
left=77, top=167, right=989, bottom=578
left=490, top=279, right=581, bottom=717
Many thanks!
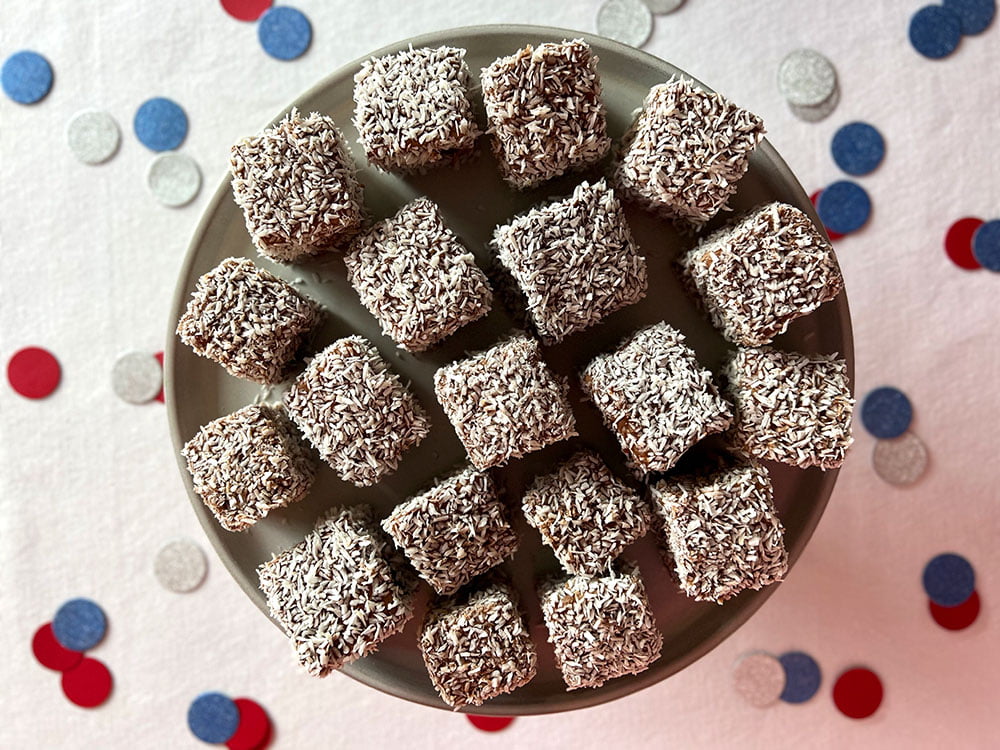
left=134, top=97, right=188, bottom=152
left=923, top=553, right=975, bottom=607
left=188, top=692, right=240, bottom=744
left=861, top=386, right=913, bottom=439
left=1, top=50, right=53, bottom=104
left=971, top=220, right=1000, bottom=271
left=909, top=5, right=963, bottom=59
left=258, top=6, right=312, bottom=61
left=943, top=0, right=996, bottom=35
left=779, top=651, right=822, bottom=704
left=52, top=598, right=107, bottom=652
left=831, top=122, right=885, bottom=176
left=816, top=180, right=871, bottom=235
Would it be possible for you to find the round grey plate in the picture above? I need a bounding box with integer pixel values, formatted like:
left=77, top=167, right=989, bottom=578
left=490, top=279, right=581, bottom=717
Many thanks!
left=166, top=25, right=854, bottom=715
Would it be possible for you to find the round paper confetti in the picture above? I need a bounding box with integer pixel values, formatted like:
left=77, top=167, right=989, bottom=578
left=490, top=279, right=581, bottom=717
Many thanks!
left=909, top=5, right=963, bottom=59
left=32, top=623, right=84, bottom=672
left=832, top=668, right=883, bottom=719
left=111, top=351, right=163, bottom=404
left=189, top=692, right=241, bottom=744
left=61, top=658, right=113, bottom=708
left=971, top=219, right=1000, bottom=271
left=929, top=591, right=981, bottom=631
left=831, top=122, right=885, bottom=176
left=221, top=0, right=273, bottom=22
left=154, top=539, right=208, bottom=593
left=596, top=0, right=654, bottom=48
left=146, top=153, right=202, bottom=207
left=467, top=715, right=515, bottom=732
left=778, top=651, right=822, bottom=704
left=258, top=6, right=312, bottom=61
left=789, top=84, right=840, bottom=124
left=226, top=698, right=272, bottom=750
left=777, top=49, right=837, bottom=107
left=154, top=351, right=165, bottom=403
left=810, top=190, right=844, bottom=240
left=1, top=50, right=53, bottom=104
left=942, top=0, right=996, bottom=35
left=133, top=97, right=188, bottom=152
left=945, top=217, right=984, bottom=270
left=732, top=651, right=786, bottom=708
left=923, top=553, right=975, bottom=607
left=816, top=181, right=871, bottom=235
left=872, top=432, right=929, bottom=486
left=643, top=0, right=684, bottom=13
left=52, top=598, right=107, bottom=652
left=861, top=386, right=912, bottom=439
left=66, top=109, right=120, bottom=165
left=7, top=347, right=61, bottom=399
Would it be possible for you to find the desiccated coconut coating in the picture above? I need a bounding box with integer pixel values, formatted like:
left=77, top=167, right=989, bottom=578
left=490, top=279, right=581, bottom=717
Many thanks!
left=419, top=583, right=537, bottom=709
left=381, top=468, right=518, bottom=596
left=491, top=179, right=647, bottom=344
left=650, top=459, right=788, bottom=604
left=481, top=39, right=612, bottom=189
left=612, top=77, right=765, bottom=230
left=344, top=197, right=492, bottom=352
left=522, top=450, right=649, bottom=575
left=283, top=336, right=431, bottom=486
left=176, top=257, right=323, bottom=385
left=679, top=202, right=843, bottom=346
left=353, top=45, right=481, bottom=172
left=230, top=109, right=364, bottom=262
left=724, top=346, right=854, bottom=469
left=433, top=336, right=578, bottom=470
left=181, top=404, right=315, bottom=532
left=580, top=322, right=733, bottom=474
left=539, top=562, right=662, bottom=690
left=258, top=505, right=417, bottom=677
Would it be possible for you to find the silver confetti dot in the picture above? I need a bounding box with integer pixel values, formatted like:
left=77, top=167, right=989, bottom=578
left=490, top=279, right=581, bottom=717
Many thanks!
left=777, top=49, right=837, bottom=107
left=643, top=0, right=684, bottom=13
left=872, top=432, right=928, bottom=486
left=154, top=539, right=207, bottom=593
left=146, top=152, right=202, bottom=207
left=111, top=351, right=162, bottom=404
left=732, top=651, right=786, bottom=707
left=66, top=109, right=121, bottom=165
left=597, top=0, right=654, bottom=48
left=788, top=84, right=840, bottom=123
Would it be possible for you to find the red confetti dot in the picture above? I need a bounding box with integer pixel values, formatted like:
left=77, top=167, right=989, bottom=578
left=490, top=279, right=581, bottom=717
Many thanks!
left=929, top=590, right=981, bottom=630
left=7, top=347, right=61, bottom=399
left=154, top=351, right=165, bottom=403
left=810, top=190, right=845, bottom=240
left=227, top=698, right=272, bottom=750
left=832, top=667, right=883, bottom=719
left=944, top=217, right=984, bottom=270
left=61, top=657, right=113, bottom=708
left=32, top=623, right=83, bottom=672
left=467, top=715, right=514, bottom=732
left=220, top=0, right=272, bottom=21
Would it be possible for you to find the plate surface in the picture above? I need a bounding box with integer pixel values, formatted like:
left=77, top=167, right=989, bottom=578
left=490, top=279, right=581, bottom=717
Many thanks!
left=166, top=25, right=853, bottom=715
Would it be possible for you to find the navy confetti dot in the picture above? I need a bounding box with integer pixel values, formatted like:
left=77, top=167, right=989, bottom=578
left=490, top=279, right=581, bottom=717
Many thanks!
left=816, top=181, right=871, bottom=235
left=258, top=6, right=312, bottom=61
left=133, top=97, right=188, bottom=152
left=923, top=553, right=975, bottom=607
left=942, top=0, right=996, bottom=35
left=188, top=692, right=240, bottom=744
left=831, top=122, right=885, bottom=176
left=1, top=50, right=53, bottom=104
left=52, top=599, right=107, bottom=652
left=909, top=5, right=963, bottom=59
left=779, top=651, right=822, bottom=704
left=971, top=220, right=1000, bottom=271
left=861, top=386, right=913, bottom=439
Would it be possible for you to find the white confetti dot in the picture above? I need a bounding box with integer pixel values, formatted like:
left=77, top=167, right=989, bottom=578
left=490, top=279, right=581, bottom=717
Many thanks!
left=732, top=651, right=786, bottom=707
left=597, top=0, right=654, bottom=48
left=643, top=0, right=684, bottom=13
left=872, top=431, right=929, bottom=486
left=66, top=109, right=121, bottom=165
left=111, top=350, right=162, bottom=404
left=146, top=152, right=202, bottom=207
left=777, top=49, right=837, bottom=107
left=788, top=85, right=840, bottom=123
left=154, top=539, right=208, bottom=593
